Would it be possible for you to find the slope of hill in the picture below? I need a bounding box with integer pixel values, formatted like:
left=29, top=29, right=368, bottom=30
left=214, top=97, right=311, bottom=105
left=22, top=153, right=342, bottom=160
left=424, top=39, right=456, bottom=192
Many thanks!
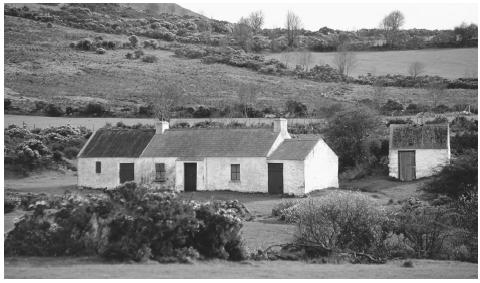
left=122, top=3, right=206, bottom=18
left=4, top=15, right=477, bottom=118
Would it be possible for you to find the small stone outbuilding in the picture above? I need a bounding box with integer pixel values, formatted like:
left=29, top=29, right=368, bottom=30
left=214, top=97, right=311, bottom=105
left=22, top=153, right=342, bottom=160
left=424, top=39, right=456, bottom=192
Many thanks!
left=389, top=124, right=450, bottom=181
left=77, top=119, right=339, bottom=195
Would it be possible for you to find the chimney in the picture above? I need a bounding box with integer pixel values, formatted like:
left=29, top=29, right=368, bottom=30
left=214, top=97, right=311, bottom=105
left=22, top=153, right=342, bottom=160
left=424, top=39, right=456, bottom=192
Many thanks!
left=155, top=121, right=169, bottom=134
left=273, top=118, right=288, bottom=134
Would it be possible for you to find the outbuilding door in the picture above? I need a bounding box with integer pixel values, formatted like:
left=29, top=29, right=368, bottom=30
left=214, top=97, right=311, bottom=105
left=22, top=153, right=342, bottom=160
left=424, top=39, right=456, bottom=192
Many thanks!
left=184, top=163, right=197, bottom=192
left=398, top=151, right=416, bottom=181
left=119, top=163, right=135, bottom=184
left=268, top=163, right=283, bottom=194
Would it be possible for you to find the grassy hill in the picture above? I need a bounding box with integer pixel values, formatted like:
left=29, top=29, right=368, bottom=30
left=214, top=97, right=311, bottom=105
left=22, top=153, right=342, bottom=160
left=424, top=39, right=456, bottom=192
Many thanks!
left=4, top=15, right=477, bottom=118
left=122, top=3, right=206, bottom=18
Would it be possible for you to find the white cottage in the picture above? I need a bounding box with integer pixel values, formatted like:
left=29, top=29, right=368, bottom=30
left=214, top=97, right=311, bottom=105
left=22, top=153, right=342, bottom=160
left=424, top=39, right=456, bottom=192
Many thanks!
left=77, top=119, right=339, bottom=195
left=388, top=124, right=450, bottom=181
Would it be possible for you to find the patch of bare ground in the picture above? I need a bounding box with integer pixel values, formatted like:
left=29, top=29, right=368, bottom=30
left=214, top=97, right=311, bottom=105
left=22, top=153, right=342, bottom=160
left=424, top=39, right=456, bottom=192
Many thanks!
left=4, top=257, right=477, bottom=279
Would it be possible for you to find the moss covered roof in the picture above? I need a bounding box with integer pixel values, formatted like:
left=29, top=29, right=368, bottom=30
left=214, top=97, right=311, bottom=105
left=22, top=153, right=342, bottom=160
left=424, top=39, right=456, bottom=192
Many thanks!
left=390, top=124, right=449, bottom=150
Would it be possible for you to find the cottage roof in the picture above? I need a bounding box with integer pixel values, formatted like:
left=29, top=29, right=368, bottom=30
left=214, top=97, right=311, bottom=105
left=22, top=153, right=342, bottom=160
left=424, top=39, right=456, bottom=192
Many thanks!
left=140, top=128, right=280, bottom=157
left=79, top=128, right=155, bottom=158
left=268, top=138, right=320, bottom=160
left=390, top=124, right=449, bottom=150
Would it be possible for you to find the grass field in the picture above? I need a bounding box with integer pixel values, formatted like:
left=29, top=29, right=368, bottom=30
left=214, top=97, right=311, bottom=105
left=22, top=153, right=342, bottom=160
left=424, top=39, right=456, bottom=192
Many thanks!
left=266, top=48, right=478, bottom=79
left=4, top=257, right=477, bottom=279
left=4, top=16, right=477, bottom=118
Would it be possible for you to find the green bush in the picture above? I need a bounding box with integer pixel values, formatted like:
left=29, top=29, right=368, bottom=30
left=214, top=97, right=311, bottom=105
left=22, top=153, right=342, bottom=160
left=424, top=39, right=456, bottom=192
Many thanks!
left=44, top=104, right=64, bottom=117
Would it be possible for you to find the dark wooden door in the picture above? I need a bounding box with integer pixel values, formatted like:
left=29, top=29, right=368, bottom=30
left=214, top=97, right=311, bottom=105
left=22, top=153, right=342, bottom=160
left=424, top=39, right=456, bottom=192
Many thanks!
left=268, top=163, right=283, bottom=194
left=184, top=163, right=197, bottom=192
left=398, top=151, right=416, bottom=181
left=119, top=163, right=135, bottom=184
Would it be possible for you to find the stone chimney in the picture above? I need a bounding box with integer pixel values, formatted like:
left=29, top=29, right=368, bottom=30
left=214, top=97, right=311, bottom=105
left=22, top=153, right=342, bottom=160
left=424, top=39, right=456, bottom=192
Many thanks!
left=155, top=121, right=169, bottom=134
left=273, top=118, right=288, bottom=134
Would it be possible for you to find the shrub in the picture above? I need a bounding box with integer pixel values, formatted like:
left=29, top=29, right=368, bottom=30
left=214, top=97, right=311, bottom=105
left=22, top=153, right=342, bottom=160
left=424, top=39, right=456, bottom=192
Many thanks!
left=44, top=104, right=64, bottom=117
left=295, top=191, right=394, bottom=257
left=134, top=49, right=144, bottom=59
left=96, top=48, right=106, bottom=54
left=128, top=35, right=139, bottom=48
left=63, top=146, right=80, bottom=159
left=125, top=52, right=133, bottom=59
left=5, top=98, right=12, bottom=110
left=285, top=100, right=308, bottom=117
left=381, top=99, right=404, bottom=114
left=393, top=198, right=457, bottom=258
left=451, top=132, right=477, bottom=155
left=142, top=55, right=158, bottom=63
left=424, top=150, right=477, bottom=198
left=5, top=183, right=247, bottom=262
left=81, top=103, right=105, bottom=116
left=76, top=38, right=93, bottom=51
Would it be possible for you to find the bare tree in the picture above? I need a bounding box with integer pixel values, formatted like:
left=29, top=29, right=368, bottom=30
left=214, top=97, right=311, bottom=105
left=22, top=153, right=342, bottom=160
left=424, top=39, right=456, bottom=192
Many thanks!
left=296, top=50, right=312, bottom=71
left=380, top=10, right=405, bottom=48
left=333, top=44, right=357, bottom=76
left=428, top=82, right=446, bottom=109
left=238, top=84, right=259, bottom=118
left=233, top=17, right=253, bottom=51
left=372, top=79, right=386, bottom=109
left=148, top=83, right=184, bottom=121
left=408, top=61, right=426, bottom=79
left=285, top=11, right=302, bottom=48
left=247, top=10, right=264, bottom=33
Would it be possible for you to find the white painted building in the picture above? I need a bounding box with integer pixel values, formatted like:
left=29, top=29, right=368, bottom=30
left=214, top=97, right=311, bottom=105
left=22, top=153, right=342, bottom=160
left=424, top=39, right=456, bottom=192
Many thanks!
left=388, top=124, right=450, bottom=181
left=77, top=119, right=339, bottom=195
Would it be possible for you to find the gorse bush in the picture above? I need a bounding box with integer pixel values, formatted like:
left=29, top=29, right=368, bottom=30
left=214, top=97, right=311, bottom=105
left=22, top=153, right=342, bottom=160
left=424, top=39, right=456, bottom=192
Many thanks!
left=5, top=182, right=247, bottom=262
left=294, top=192, right=394, bottom=257
left=424, top=150, right=477, bottom=198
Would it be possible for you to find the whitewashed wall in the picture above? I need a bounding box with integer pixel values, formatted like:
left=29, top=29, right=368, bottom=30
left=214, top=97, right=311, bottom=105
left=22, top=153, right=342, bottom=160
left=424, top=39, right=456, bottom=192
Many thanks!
left=175, top=159, right=207, bottom=191
left=136, top=157, right=177, bottom=189
left=267, top=159, right=305, bottom=195
left=78, top=157, right=138, bottom=189
left=304, top=139, right=339, bottom=193
left=388, top=149, right=450, bottom=179
left=203, top=157, right=268, bottom=193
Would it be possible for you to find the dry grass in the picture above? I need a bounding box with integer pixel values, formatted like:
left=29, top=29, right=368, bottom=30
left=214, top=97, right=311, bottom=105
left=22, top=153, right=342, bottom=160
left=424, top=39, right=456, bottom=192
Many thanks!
left=4, top=257, right=477, bottom=278
left=5, top=16, right=476, bottom=117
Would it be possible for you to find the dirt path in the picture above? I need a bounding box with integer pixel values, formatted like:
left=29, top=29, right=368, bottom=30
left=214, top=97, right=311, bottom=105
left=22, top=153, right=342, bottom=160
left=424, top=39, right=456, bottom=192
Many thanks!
left=4, top=257, right=477, bottom=279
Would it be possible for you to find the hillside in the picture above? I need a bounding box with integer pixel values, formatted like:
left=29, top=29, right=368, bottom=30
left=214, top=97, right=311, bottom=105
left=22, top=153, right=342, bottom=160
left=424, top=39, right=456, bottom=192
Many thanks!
left=4, top=15, right=477, bottom=118
left=122, top=3, right=206, bottom=18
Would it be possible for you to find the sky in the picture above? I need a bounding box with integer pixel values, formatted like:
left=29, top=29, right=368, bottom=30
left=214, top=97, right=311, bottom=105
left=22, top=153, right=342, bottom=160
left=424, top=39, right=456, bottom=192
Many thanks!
left=177, top=1, right=478, bottom=31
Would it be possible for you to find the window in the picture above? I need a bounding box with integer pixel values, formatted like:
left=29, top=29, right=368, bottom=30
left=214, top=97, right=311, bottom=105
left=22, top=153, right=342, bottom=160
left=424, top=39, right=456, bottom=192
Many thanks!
left=155, top=163, right=166, bottom=182
left=231, top=164, right=240, bottom=181
left=95, top=161, right=101, bottom=173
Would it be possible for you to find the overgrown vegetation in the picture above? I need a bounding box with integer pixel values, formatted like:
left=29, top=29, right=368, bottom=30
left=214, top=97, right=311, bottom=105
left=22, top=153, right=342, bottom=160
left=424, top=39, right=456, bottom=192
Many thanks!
left=4, top=125, right=91, bottom=175
left=270, top=191, right=478, bottom=263
left=5, top=182, right=248, bottom=262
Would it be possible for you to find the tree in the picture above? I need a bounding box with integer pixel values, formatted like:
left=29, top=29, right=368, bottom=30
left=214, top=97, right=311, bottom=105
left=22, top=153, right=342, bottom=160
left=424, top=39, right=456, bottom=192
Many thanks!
left=233, top=17, right=253, bottom=51
left=333, top=43, right=357, bottom=76
left=454, top=22, right=478, bottom=46
left=149, top=83, right=183, bottom=121
left=408, top=61, right=425, bottom=79
left=247, top=10, right=264, bottom=33
left=296, top=50, right=312, bottom=71
left=285, top=11, right=302, bottom=48
left=325, top=108, right=380, bottom=169
left=238, top=84, right=258, bottom=118
left=380, top=10, right=405, bottom=48
left=428, top=82, right=446, bottom=109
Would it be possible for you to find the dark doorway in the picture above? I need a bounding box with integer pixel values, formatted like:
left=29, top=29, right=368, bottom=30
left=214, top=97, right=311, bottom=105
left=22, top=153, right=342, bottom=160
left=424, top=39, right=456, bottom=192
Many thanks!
left=268, top=163, right=283, bottom=194
left=184, top=163, right=197, bottom=192
left=398, top=150, right=416, bottom=181
left=119, top=163, right=135, bottom=184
